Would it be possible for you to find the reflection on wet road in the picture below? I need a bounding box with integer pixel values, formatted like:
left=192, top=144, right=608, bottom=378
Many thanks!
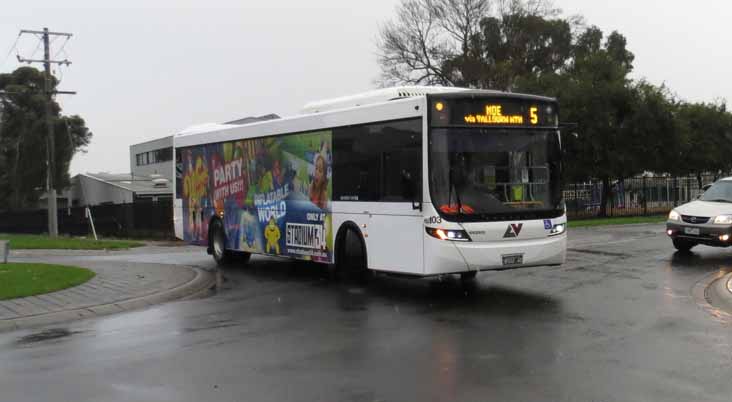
left=1, top=224, right=732, bottom=402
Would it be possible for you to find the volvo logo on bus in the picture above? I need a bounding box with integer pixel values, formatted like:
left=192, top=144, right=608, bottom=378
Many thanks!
left=503, top=223, right=524, bottom=238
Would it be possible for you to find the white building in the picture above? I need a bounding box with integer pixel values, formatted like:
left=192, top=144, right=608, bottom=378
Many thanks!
left=129, top=135, right=174, bottom=179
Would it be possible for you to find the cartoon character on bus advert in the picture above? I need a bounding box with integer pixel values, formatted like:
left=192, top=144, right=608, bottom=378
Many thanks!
left=182, top=148, right=210, bottom=244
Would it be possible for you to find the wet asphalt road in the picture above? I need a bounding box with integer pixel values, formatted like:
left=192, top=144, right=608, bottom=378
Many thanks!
left=1, top=224, right=732, bottom=402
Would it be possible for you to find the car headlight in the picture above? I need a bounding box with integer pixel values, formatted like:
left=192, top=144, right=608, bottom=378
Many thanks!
left=714, top=215, right=732, bottom=224
left=668, top=210, right=680, bottom=221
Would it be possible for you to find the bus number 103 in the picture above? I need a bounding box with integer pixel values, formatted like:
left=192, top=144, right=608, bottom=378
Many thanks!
left=424, top=216, right=442, bottom=224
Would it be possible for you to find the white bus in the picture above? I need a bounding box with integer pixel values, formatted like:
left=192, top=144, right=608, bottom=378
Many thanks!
left=174, top=86, right=566, bottom=280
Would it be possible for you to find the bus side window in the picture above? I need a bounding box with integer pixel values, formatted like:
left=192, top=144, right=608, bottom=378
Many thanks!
left=333, top=126, right=379, bottom=201
left=333, top=118, right=421, bottom=203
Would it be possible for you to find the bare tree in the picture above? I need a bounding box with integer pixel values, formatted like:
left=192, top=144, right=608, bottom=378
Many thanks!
left=376, top=0, right=491, bottom=87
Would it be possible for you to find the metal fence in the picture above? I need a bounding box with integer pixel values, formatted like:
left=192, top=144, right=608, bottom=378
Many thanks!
left=0, top=200, right=174, bottom=239
left=565, top=174, right=720, bottom=219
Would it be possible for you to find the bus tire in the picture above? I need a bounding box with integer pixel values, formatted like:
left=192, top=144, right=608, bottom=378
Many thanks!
left=335, top=225, right=369, bottom=282
left=209, top=218, right=232, bottom=266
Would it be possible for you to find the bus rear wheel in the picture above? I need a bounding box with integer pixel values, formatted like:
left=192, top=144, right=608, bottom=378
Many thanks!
left=210, top=219, right=232, bottom=266
left=336, top=228, right=369, bottom=282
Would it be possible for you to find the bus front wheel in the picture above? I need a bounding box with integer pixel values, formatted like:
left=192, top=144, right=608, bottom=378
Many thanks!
left=336, top=227, right=369, bottom=282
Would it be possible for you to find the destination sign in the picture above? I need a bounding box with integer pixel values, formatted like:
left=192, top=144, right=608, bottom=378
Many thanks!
left=430, top=98, right=557, bottom=127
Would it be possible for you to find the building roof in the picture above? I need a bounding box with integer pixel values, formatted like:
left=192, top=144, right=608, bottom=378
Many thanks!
left=79, top=172, right=172, bottom=195
left=129, top=135, right=173, bottom=148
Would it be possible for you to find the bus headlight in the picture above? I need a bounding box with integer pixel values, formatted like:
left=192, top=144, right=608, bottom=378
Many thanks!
left=426, top=227, right=472, bottom=242
left=714, top=215, right=732, bottom=224
left=668, top=210, right=680, bottom=221
left=550, top=223, right=566, bottom=236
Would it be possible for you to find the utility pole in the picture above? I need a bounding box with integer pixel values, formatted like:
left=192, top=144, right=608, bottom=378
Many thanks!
left=17, top=28, right=74, bottom=237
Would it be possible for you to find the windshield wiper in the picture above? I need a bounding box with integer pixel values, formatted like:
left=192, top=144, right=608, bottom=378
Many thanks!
left=705, top=199, right=732, bottom=203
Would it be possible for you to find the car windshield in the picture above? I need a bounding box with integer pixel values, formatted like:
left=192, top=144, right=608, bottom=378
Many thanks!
left=700, top=181, right=732, bottom=202
left=429, top=127, right=562, bottom=222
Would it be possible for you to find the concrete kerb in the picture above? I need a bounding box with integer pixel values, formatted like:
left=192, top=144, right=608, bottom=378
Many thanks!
left=0, top=266, right=215, bottom=333
left=0, top=240, right=9, bottom=263
left=705, top=271, right=732, bottom=316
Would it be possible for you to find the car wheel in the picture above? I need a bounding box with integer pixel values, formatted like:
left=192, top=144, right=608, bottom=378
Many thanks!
left=672, top=238, right=696, bottom=253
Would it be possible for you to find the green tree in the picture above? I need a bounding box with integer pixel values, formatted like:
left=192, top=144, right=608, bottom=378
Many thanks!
left=0, top=66, right=92, bottom=210
left=454, top=7, right=573, bottom=90
left=625, top=82, right=682, bottom=176
left=553, top=27, right=638, bottom=215
left=676, top=102, right=732, bottom=186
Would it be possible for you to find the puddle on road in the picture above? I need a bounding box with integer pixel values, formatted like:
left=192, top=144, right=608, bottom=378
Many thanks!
left=16, top=328, right=84, bottom=345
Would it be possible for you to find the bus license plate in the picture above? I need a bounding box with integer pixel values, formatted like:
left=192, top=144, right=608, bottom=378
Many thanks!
left=684, top=227, right=700, bottom=235
left=502, top=254, right=523, bottom=266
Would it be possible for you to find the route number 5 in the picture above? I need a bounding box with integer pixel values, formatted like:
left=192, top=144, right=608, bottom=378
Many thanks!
left=529, top=106, right=538, bottom=125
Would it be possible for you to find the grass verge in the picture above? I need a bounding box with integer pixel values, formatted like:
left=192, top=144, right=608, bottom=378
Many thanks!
left=569, top=215, right=667, bottom=228
left=0, top=263, right=95, bottom=300
left=0, top=234, right=144, bottom=250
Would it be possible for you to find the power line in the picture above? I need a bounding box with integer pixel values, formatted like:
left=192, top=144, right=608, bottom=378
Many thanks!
left=1, top=32, right=22, bottom=70
left=53, top=37, right=71, bottom=60
left=27, top=36, right=44, bottom=60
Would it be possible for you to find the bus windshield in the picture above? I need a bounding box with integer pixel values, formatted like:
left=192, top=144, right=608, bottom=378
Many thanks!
left=429, top=127, right=562, bottom=222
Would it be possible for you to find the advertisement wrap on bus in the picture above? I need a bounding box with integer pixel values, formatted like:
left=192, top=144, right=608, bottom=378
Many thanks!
left=179, top=130, right=334, bottom=263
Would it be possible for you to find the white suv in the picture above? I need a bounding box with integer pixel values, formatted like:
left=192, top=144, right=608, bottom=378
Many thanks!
left=666, top=178, right=732, bottom=252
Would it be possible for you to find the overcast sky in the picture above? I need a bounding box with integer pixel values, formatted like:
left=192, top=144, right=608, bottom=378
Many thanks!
left=1, top=1, right=729, bottom=175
